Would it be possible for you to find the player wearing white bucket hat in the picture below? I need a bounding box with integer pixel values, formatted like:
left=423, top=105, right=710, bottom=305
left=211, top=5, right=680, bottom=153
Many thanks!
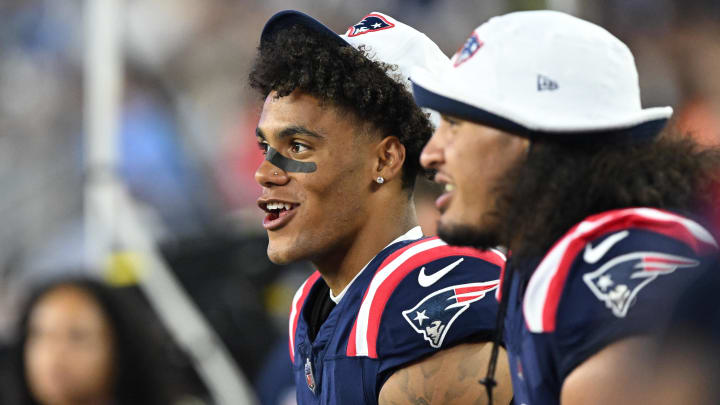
left=252, top=10, right=512, bottom=405
left=412, top=10, right=673, bottom=139
left=412, top=10, right=720, bottom=405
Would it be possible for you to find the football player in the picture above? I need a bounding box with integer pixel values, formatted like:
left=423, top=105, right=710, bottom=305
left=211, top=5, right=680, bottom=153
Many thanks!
left=410, top=10, right=720, bottom=405
left=249, top=10, right=512, bottom=405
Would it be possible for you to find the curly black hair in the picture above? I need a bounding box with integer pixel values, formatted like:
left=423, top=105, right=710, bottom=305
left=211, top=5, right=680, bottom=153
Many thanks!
left=3, top=278, right=184, bottom=405
left=248, top=24, right=433, bottom=190
left=490, top=130, right=720, bottom=270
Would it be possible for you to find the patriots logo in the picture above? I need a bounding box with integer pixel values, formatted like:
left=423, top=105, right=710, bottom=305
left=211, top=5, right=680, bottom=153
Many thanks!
left=453, top=33, right=483, bottom=67
left=583, top=252, right=699, bottom=318
left=402, top=281, right=499, bottom=348
left=346, top=13, right=394, bottom=37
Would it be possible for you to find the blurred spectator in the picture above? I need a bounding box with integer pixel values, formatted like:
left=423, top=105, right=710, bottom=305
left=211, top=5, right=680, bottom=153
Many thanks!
left=119, top=66, right=219, bottom=238
left=1, top=278, right=193, bottom=405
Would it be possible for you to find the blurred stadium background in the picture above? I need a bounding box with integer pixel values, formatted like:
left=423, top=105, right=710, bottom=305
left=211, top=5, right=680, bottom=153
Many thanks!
left=0, top=0, right=718, bottom=404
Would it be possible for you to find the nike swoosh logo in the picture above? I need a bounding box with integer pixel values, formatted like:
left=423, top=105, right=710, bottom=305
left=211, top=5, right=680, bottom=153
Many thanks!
left=418, top=258, right=464, bottom=287
left=583, top=230, right=629, bottom=264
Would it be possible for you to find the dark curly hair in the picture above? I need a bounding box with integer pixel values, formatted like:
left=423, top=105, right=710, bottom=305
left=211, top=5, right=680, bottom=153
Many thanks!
left=3, top=278, right=183, bottom=405
left=490, top=130, right=720, bottom=270
left=248, top=24, right=433, bottom=190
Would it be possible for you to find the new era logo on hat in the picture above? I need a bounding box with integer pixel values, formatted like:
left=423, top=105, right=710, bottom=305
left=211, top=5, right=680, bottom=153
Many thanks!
left=537, top=74, right=558, bottom=91
left=411, top=10, right=673, bottom=140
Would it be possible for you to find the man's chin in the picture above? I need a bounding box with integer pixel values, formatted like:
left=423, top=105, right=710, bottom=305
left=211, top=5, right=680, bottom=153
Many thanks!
left=266, top=245, right=298, bottom=265
left=437, top=221, right=500, bottom=250
left=266, top=253, right=291, bottom=265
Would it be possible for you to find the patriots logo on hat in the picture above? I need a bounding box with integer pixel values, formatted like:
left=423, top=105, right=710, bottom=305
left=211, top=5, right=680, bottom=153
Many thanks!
left=347, top=13, right=395, bottom=37
left=583, top=252, right=699, bottom=318
left=453, top=33, right=483, bottom=67
left=402, top=281, right=498, bottom=348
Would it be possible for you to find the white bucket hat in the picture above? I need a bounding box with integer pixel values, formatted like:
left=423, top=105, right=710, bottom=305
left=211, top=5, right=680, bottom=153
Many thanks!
left=260, top=10, right=449, bottom=126
left=410, top=10, right=673, bottom=140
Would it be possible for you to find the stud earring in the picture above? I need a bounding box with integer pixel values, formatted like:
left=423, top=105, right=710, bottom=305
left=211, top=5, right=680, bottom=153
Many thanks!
left=376, top=176, right=385, bottom=184
left=274, top=172, right=278, bottom=176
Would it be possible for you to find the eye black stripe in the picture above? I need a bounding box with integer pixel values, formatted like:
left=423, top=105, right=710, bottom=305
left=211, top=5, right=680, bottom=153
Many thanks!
left=266, top=146, right=317, bottom=173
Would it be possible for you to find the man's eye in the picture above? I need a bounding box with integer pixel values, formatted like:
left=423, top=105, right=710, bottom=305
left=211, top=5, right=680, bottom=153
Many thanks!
left=258, top=142, right=269, bottom=155
left=291, top=142, right=309, bottom=154
left=441, top=114, right=461, bottom=127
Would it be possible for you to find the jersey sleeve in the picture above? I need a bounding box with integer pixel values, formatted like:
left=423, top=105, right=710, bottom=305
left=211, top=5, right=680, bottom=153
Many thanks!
left=372, top=245, right=505, bottom=377
left=523, top=210, right=718, bottom=381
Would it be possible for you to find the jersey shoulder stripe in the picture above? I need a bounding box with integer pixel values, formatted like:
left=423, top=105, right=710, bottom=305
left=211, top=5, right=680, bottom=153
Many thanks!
left=523, top=207, right=718, bottom=333
left=289, top=271, right=322, bottom=363
left=347, top=237, right=506, bottom=358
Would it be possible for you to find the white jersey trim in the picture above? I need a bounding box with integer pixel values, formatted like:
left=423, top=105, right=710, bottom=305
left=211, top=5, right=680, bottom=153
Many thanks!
left=330, top=226, right=423, bottom=304
left=354, top=237, right=447, bottom=356
left=288, top=278, right=310, bottom=362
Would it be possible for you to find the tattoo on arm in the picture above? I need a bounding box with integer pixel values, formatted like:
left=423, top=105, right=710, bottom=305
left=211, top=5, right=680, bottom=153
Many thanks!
left=378, top=343, right=511, bottom=405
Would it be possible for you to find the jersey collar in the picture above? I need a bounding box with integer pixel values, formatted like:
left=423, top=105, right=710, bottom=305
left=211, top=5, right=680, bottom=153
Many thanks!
left=329, top=226, right=423, bottom=303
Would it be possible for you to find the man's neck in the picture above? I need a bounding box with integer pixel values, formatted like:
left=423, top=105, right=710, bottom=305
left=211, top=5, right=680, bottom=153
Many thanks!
left=315, top=203, right=418, bottom=296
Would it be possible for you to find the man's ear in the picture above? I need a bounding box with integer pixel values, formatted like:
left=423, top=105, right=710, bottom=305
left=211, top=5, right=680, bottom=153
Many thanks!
left=374, top=136, right=406, bottom=183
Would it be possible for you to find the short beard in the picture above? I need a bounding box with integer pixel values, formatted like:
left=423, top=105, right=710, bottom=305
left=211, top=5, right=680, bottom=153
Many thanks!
left=437, top=221, right=501, bottom=250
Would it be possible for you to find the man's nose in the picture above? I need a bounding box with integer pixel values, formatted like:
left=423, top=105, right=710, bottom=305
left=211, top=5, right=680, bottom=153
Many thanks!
left=255, top=159, right=289, bottom=187
left=420, top=132, right=445, bottom=170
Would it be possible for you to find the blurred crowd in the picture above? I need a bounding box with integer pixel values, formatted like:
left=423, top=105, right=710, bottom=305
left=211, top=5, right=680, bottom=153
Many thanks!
left=0, top=0, right=718, bottom=404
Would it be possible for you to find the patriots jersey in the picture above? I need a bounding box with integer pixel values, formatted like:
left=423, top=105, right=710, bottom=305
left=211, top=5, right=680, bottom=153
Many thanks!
left=288, top=226, right=505, bottom=404
left=502, top=208, right=719, bottom=405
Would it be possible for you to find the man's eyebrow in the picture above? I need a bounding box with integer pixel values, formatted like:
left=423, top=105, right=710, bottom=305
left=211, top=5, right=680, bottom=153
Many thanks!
left=278, top=126, right=325, bottom=140
left=256, top=126, right=325, bottom=141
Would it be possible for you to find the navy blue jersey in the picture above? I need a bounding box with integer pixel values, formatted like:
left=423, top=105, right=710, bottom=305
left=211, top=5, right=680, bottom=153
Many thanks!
left=288, top=227, right=505, bottom=404
left=502, top=208, right=719, bottom=405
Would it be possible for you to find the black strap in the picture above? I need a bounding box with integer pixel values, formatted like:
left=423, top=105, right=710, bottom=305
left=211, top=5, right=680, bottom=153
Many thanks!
left=479, top=262, right=515, bottom=405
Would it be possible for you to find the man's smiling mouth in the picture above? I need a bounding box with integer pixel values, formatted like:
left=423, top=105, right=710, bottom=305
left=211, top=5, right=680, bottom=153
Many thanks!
left=259, top=200, right=300, bottom=230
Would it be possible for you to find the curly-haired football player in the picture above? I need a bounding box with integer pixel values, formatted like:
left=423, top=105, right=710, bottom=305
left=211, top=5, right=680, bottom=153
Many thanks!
left=249, top=10, right=512, bottom=405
